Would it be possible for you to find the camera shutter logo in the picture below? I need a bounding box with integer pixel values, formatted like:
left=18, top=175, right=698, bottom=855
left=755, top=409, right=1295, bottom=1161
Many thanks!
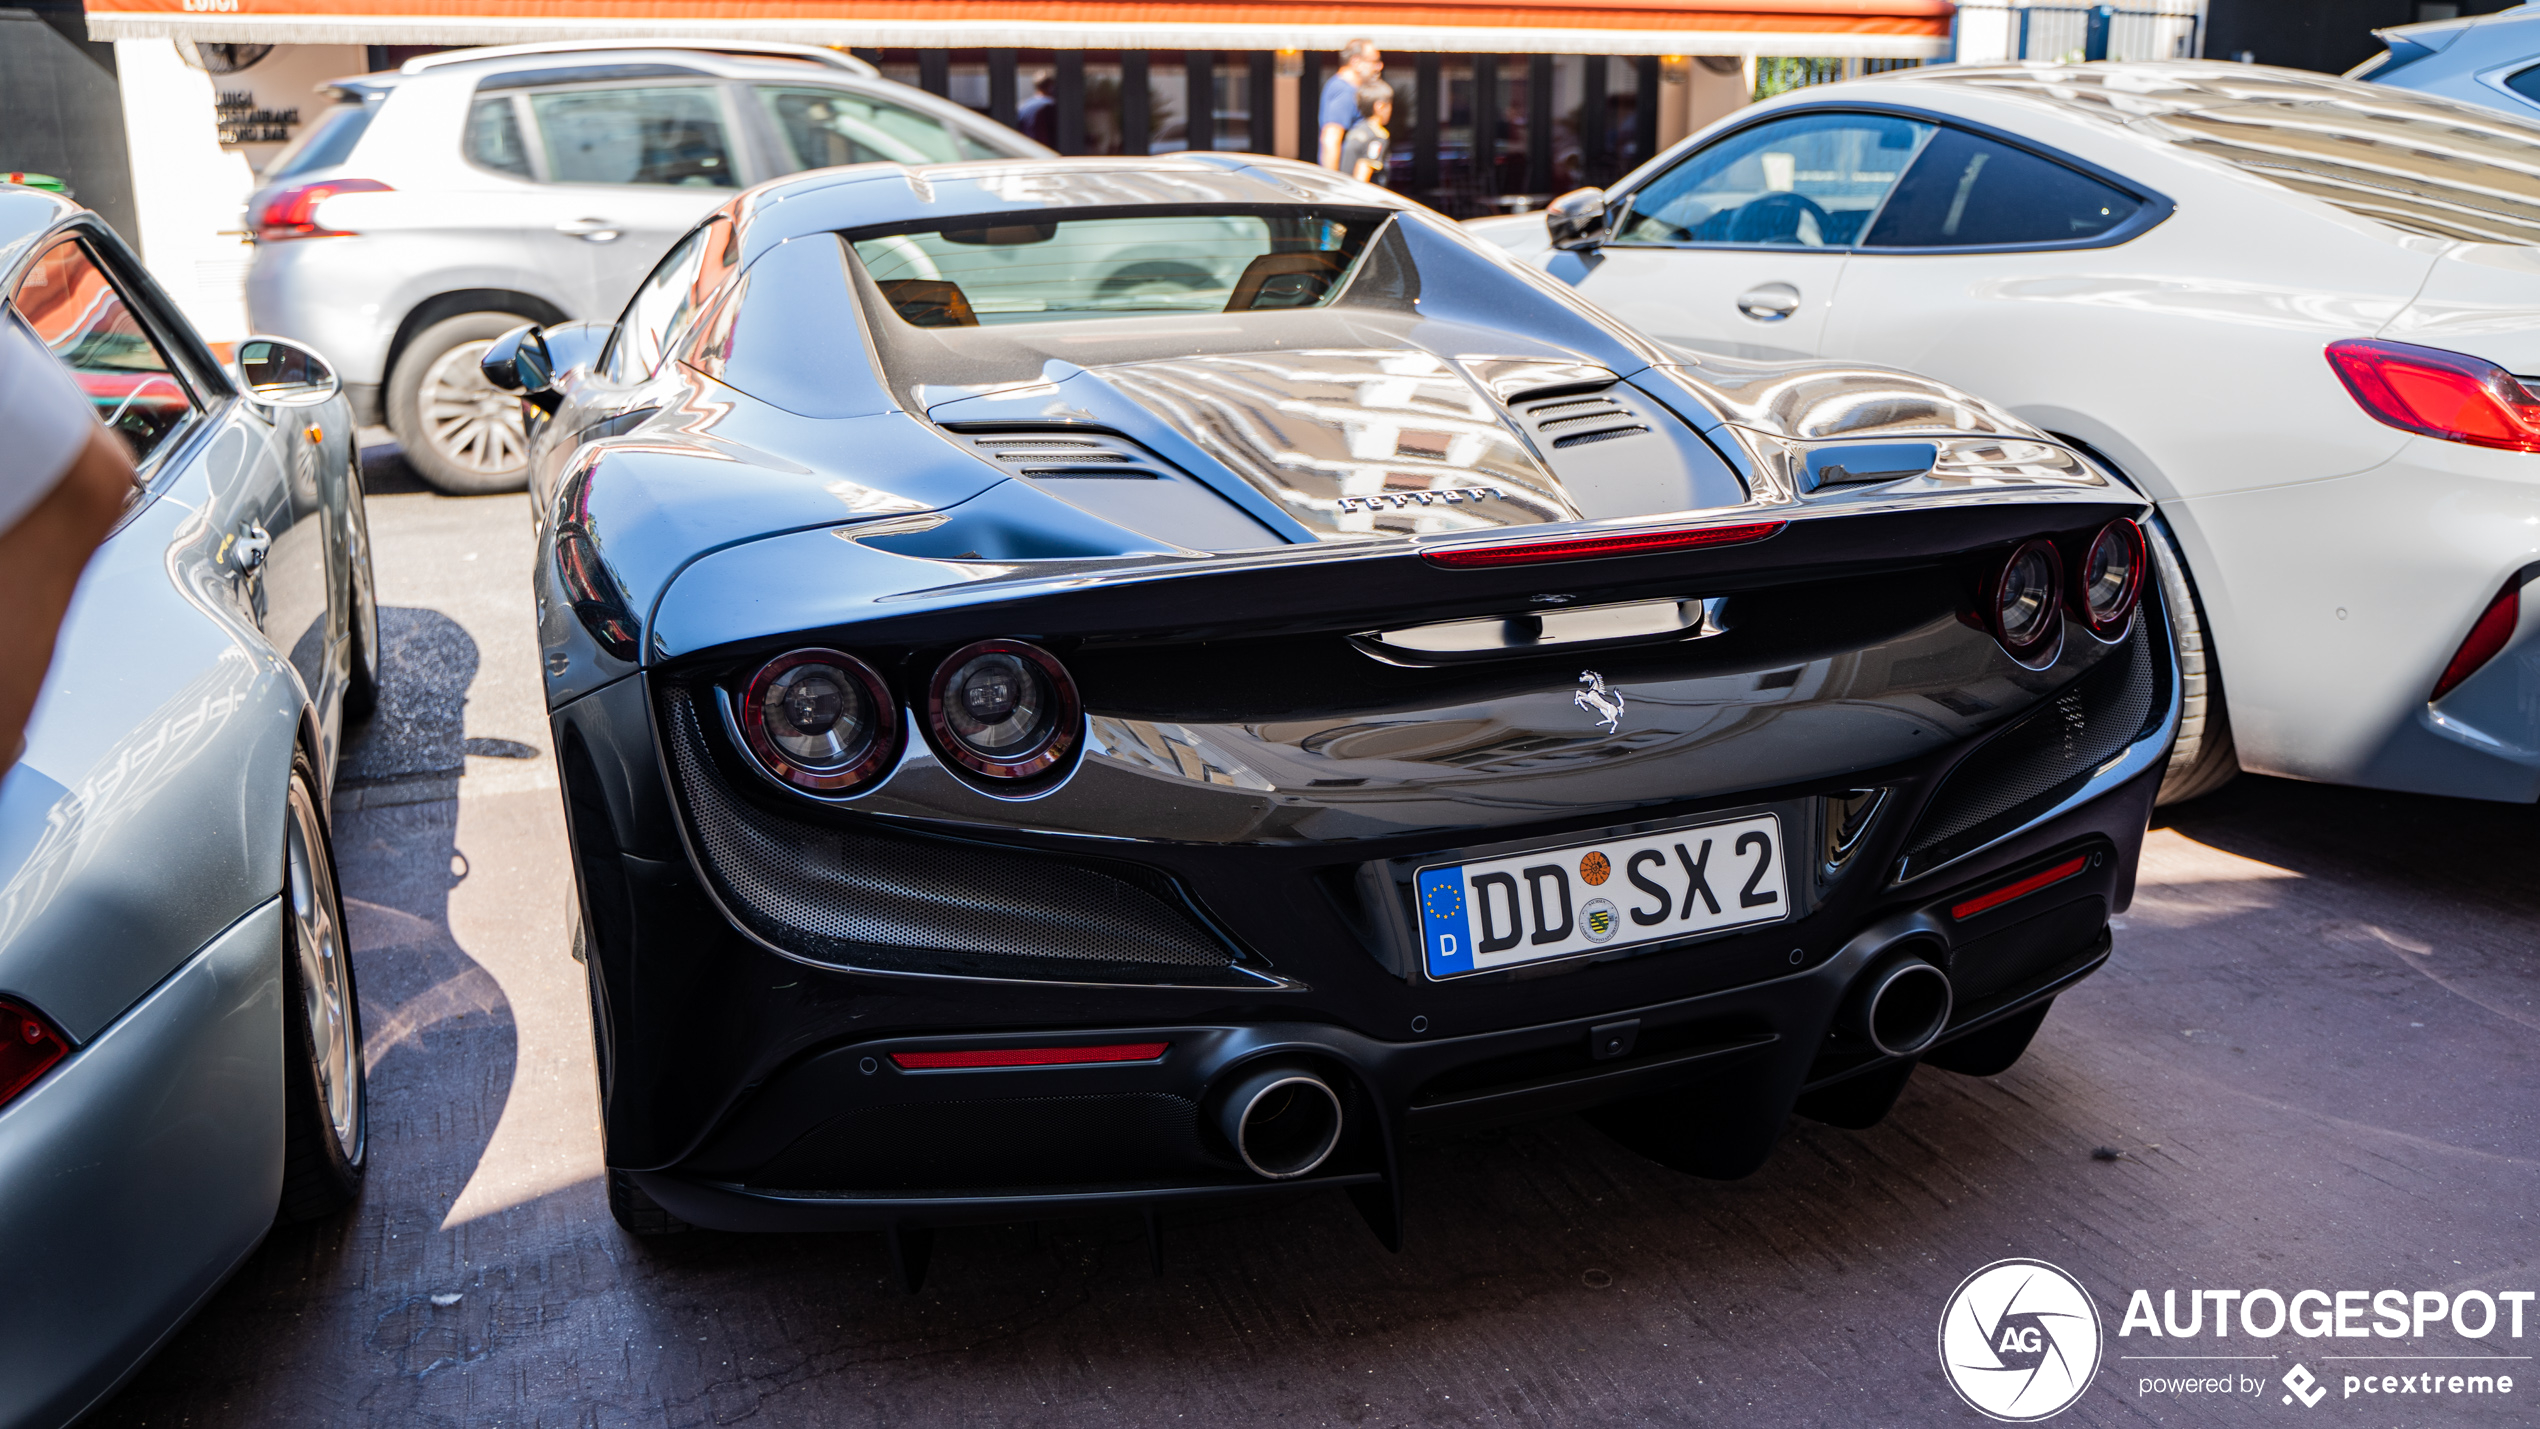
left=1938, top=1259, right=2103, bottom=1421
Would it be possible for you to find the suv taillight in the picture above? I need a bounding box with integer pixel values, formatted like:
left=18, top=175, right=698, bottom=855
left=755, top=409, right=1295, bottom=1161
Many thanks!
left=253, top=178, right=391, bottom=242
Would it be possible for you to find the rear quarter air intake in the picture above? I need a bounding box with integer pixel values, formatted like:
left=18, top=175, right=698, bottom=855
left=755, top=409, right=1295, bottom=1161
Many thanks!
left=659, top=685, right=1253, bottom=984
left=1896, top=618, right=2161, bottom=880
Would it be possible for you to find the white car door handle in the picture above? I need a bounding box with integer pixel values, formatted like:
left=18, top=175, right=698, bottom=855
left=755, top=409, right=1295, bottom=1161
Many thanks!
left=556, top=219, right=623, bottom=243
left=1737, top=283, right=1802, bottom=321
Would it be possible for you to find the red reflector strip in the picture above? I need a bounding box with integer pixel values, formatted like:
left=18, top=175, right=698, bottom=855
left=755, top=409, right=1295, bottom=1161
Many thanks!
left=2432, top=581, right=2521, bottom=701
left=1950, top=855, right=2089, bottom=921
left=1421, top=520, right=1787, bottom=569
left=890, top=1042, right=1170, bottom=1070
left=0, top=999, right=70, bottom=1108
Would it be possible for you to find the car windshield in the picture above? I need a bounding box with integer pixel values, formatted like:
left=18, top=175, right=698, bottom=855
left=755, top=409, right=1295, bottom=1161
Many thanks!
left=848, top=209, right=1381, bottom=326
left=2146, top=94, right=2540, bottom=245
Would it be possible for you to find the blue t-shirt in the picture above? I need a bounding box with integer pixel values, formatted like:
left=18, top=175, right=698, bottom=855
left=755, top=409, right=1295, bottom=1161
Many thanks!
left=1319, top=73, right=1362, bottom=131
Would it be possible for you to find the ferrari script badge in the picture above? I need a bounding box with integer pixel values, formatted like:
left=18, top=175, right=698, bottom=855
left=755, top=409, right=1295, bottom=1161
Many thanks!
left=1574, top=671, right=1625, bottom=732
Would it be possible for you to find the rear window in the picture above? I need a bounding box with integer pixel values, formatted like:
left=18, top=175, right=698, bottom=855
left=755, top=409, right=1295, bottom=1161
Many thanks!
left=263, top=101, right=376, bottom=181
left=848, top=210, right=1379, bottom=326
left=2148, top=94, right=2540, bottom=245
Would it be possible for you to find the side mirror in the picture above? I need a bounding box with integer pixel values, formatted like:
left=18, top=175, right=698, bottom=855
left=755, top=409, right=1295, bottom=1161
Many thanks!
left=481, top=323, right=561, bottom=413
left=1546, top=187, right=1610, bottom=252
left=235, top=336, right=340, bottom=408
left=538, top=320, right=611, bottom=384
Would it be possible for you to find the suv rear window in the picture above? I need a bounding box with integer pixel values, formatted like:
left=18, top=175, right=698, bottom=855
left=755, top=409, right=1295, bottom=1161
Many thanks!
left=264, top=100, right=376, bottom=181
left=2146, top=95, right=2540, bottom=245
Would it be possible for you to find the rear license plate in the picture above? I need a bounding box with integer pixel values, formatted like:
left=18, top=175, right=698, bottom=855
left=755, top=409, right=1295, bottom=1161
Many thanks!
left=1415, top=814, right=1788, bottom=979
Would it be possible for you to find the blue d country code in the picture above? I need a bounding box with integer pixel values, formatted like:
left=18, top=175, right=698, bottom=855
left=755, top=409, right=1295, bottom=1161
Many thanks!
left=1416, top=814, right=1786, bottom=979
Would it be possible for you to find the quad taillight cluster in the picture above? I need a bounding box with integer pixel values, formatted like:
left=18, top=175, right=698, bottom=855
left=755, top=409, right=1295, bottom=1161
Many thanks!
left=1981, top=518, right=2147, bottom=668
left=733, top=639, right=1082, bottom=796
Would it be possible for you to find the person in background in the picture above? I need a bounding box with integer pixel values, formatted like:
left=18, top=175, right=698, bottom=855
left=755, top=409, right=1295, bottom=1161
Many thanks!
left=1017, top=72, right=1058, bottom=147
left=1318, top=39, right=1384, bottom=170
left=0, top=310, right=135, bottom=767
left=1342, top=80, right=1393, bottom=185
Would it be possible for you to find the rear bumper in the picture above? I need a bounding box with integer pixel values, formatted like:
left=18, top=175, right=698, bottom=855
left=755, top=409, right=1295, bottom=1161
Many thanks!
left=635, top=767, right=2149, bottom=1237
left=2174, top=439, right=2540, bottom=801
left=0, top=902, right=284, bottom=1428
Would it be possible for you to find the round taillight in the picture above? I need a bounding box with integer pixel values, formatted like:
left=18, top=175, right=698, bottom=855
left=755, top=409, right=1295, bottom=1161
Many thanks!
left=736, top=649, right=898, bottom=792
left=926, top=639, right=1081, bottom=780
left=1988, top=539, right=2064, bottom=667
left=2074, top=518, right=2147, bottom=639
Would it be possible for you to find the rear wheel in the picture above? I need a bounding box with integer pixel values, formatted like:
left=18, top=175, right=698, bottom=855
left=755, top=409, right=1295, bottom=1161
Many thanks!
left=387, top=311, right=534, bottom=495
left=279, top=757, right=367, bottom=1222
left=2148, top=513, right=2239, bottom=806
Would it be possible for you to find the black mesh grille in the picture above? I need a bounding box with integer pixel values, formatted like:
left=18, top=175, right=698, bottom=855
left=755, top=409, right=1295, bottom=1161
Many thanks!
left=661, top=687, right=1243, bottom=981
left=1900, top=621, right=2160, bottom=876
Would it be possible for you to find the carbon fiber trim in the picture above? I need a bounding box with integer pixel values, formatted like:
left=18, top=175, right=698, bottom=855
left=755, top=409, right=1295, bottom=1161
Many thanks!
left=660, top=685, right=1250, bottom=982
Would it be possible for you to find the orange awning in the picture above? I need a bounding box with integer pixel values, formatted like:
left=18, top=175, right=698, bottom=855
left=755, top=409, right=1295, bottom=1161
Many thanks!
left=85, top=0, right=1954, bottom=56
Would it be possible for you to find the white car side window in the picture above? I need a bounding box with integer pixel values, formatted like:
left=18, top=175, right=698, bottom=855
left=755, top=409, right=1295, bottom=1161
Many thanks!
left=758, top=86, right=991, bottom=170
left=1612, top=113, right=1933, bottom=249
left=463, top=95, right=534, bottom=178
left=529, top=85, right=739, bottom=189
left=1864, top=128, right=2142, bottom=249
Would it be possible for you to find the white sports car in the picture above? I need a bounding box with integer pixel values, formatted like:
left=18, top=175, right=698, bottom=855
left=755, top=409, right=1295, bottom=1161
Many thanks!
left=1473, top=60, right=2540, bottom=805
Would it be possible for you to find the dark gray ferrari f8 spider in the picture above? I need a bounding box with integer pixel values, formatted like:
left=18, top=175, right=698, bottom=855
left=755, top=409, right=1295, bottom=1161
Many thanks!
left=485, top=155, right=2174, bottom=1279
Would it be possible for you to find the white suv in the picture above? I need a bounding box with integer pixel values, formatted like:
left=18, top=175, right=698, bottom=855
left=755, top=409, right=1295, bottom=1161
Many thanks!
left=244, top=41, right=1050, bottom=492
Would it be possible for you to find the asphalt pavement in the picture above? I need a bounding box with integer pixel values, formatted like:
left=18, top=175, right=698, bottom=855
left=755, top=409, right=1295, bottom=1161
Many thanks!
left=85, top=455, right=2540, bottom=1428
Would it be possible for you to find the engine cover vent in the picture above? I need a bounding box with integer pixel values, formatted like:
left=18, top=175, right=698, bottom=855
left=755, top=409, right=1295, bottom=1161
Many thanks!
left=1514, top=390, right=1652, bottom=450
left=949, top=427, right=1176, bottom=479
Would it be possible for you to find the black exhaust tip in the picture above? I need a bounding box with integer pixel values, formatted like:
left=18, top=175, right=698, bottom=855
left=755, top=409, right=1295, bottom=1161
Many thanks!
left=1215, top=1065, right=1343, bottom=1179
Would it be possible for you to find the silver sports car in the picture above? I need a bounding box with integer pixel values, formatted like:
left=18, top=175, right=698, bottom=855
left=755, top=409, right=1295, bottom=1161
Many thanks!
left=0, top=186, right=376, bottom=1426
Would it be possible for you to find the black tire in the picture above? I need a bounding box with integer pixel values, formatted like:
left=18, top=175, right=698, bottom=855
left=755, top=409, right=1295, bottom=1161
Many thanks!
left=341, top=444, right=380, bottom=721
left=2147, top=513, right=2239, bottom=806
left=607, top=1169, right=693, bottom=1238
left=386, top=311, right=535, bottom=495
left=279, top=756, right=367, bottom=1222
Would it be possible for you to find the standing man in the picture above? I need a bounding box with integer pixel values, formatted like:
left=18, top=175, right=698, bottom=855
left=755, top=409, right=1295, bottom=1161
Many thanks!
left=0, top=311, right=134, bottom=766
left=1017, top=71, right=1058, bottom=147
left=1318, top=39, right=1384, bottom=170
